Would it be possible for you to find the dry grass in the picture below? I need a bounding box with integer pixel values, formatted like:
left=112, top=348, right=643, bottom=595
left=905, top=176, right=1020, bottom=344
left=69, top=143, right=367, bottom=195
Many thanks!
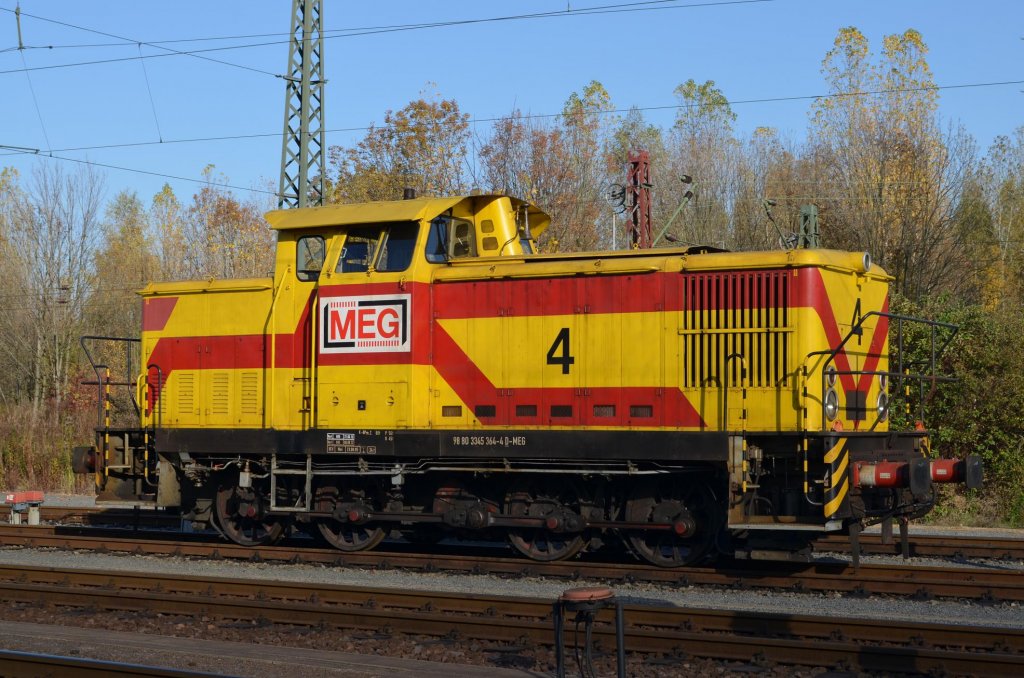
left=0, top=403, right=95, bottom=493
left=924, top=484, right=1023, bottom=529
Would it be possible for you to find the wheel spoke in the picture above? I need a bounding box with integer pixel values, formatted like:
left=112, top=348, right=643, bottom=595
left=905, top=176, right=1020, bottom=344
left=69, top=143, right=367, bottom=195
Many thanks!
left=312, top=482, right=385, bottom=552
left=316, top=518, right=385, bottom=552
left=505, top=479, right=586, bottom=562
left=626, top=478, right=718, bottom=568
left=214, top=482, right=284, bottom=547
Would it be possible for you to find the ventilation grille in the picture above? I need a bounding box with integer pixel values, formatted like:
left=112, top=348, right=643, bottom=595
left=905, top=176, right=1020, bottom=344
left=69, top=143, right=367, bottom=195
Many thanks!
left=177, top=373, right=194, bottom=414
left=681, top=271, right=790, bottom=388
left=630, top=405, right=653, bottom=418
left=211, top=372, right=230, bottom=415
left=240, top=372, right=259, bottom=415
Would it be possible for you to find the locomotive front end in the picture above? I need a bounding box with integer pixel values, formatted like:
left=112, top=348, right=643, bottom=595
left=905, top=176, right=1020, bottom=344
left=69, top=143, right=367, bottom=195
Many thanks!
left=723, top=249, right=981, bottom=560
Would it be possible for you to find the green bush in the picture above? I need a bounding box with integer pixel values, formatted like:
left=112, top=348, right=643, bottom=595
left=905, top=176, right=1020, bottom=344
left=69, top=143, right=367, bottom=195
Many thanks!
left=891, top=294, right=1024, bottom=526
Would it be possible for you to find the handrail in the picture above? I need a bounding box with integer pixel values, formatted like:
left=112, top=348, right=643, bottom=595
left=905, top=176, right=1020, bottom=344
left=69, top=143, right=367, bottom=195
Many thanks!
left=264, top=266, right=291, bottom=428
left=723, top=353, right=747, bottom=432
left=79, top=335, right=141, bottom=428
left=145, top=363, right=164, bottom=434
left=802, top=311, right=958, bottom=430
left=309, top=288, right=318, bottom=428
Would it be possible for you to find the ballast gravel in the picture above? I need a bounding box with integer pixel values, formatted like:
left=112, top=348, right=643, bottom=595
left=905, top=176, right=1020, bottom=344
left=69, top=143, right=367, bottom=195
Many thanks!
left=0, top=545, right=1021, bottom=630
left=2, top=498, right=1022, bottom=675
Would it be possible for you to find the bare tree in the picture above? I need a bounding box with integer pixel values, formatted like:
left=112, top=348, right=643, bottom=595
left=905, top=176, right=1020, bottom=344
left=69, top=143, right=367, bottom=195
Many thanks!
left=0, top=162, right=104, bottom=420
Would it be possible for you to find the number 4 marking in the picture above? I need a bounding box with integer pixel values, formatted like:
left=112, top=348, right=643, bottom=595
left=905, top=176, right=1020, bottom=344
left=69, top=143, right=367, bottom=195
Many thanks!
left=546, top=327, right=575, bottom=374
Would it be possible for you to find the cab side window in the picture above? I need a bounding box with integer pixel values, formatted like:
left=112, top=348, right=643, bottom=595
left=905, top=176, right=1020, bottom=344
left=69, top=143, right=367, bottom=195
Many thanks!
left=450, top=218, right=477, bottom=258
left=425, top=216, right=477, bottom=262
left=377, top=222, right=418, bottom=272
left=425, top=217, right=448, bottom=263
left=337, top=227, right=382, bottom=273
left=296, top=235, right=325, bottom=282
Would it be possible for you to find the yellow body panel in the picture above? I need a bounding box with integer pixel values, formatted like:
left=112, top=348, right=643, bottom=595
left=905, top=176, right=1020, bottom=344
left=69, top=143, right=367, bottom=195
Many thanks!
left=139, top=195, right=891, bottom=439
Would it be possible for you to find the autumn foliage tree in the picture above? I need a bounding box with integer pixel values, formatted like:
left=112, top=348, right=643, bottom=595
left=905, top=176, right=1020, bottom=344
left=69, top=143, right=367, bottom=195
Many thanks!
left=979, top=128, right=1024, bottom=304
left=480, top=81, right=613, bottom=251
left=478, top=110, right=578, bottom=251
left=0, top=163, right=103, bottom=489
left=810, top=28, right=976, bottom=302
left=328, top=89, right=470, bottom=203
left=181, top=167, right=275, bottom=280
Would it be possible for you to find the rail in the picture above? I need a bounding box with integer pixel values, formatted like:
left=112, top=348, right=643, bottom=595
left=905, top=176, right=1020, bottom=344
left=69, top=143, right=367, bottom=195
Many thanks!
left=1, top=524, right=1022, bottom=602
left=0, top=562, right=1019, bottom=675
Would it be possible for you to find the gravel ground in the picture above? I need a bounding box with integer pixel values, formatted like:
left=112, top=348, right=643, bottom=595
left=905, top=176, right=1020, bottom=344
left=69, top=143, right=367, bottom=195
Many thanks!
left=0, top=603, right=853, bottom=678
left=4, top=496, right=1019, bottom=675
left=0, top=619, right=538, bottom=678
left=0, top=545, right=1021, bottom=630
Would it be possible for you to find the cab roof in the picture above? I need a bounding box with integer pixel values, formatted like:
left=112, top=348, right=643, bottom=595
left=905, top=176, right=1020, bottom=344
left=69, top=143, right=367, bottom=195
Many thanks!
left=264, top=194, right=550, bottom=237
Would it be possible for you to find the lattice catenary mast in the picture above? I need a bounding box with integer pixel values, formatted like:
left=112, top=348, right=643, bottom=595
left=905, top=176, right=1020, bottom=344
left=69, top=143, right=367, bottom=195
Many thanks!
left=278, top=0, right=325, bottom=208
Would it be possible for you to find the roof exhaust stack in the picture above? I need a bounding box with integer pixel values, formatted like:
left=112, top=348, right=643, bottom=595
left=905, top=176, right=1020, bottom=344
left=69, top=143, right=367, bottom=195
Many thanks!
left=403, top=187, right=417, bottom=200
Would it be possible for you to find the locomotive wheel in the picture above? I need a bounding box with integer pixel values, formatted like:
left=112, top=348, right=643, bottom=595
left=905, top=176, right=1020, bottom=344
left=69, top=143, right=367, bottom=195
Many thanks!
left=214, top=482, right=285, bottom=547
left=315, top=518, right=386, bottom=552
left=625, top=478, right=717, bottom=567
left=312, top=482, right=386, bottom=552
left=505, top=478, right=586, bottom=562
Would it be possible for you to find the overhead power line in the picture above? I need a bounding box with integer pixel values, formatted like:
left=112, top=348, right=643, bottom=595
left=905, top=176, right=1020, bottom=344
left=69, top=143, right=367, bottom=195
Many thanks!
left=0, top=0, right=770, bottom=76
left=17, top=43, right=51, bottom=154
left=0, top=146, right=277, bottom=197
left=0, top=5, right=278, bottom=77
left=2, top=76, right=1021, bottom=159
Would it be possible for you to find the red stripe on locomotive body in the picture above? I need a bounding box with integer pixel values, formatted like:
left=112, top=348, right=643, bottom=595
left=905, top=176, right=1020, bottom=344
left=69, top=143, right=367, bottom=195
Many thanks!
left=144, top=268, right=884, bottom=430
left=856, top=296, right=890, bottom=394
left=142, top=297, right=178, bottom=332
left=273, top=290, right=316, bottom=369
left=795, top=268, right=858, bottom=394
left=431, top=274, right=670, bottom=318
left=794, top=268, right=890, bottom=430
left=432, top=323, right=707, bottom=428
left=319, top=282, right=422, bottom=299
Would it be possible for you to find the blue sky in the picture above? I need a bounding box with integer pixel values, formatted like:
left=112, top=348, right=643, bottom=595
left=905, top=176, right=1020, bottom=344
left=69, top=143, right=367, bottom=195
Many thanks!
left=1, top=0, right=1021, bottom=207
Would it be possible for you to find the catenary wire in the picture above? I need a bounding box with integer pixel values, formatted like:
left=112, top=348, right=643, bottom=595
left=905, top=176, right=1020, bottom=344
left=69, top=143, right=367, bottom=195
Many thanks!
left=137, top=43, right=163, bottom=142
left=0, top=1, right=770, bottom=76
left=1, top=147, right=278, bottom=197
left=18, top=49, right=50, bottom=153
left=1, top=76, right=1020, bottom=160
left=0, top=5, right=279, bottom=77
left=1, top=0, right=761, bottom=52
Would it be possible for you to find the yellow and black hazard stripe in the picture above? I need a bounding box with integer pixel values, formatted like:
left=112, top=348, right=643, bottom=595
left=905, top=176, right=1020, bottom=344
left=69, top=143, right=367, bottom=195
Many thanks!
left=823, top=435, right=850, bottom=518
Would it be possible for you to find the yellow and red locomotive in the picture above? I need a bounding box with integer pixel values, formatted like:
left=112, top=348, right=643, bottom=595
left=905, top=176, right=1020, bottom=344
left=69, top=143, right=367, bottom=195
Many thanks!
left=74, top=193, right=980, bottom=565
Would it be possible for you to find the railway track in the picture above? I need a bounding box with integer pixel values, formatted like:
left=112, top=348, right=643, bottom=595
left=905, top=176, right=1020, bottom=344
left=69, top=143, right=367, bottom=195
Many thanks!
left=0, top=563, right=1019, bottom=675
left=815, top=531, right=1024, bottom=560
left=0, top=649, right=215, bottom=677
left=0, top=523, right=1020, bottom=603
left=8, top=504, right=1024, bottom=561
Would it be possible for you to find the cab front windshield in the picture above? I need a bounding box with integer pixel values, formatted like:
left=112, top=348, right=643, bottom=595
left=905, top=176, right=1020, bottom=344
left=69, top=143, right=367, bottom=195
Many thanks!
left=337, top=221, right=418, bottom=273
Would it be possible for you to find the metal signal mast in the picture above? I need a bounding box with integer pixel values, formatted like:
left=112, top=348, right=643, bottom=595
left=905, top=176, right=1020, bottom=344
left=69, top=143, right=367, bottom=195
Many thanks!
left=626, top=151, right=652, bottom=248
left=278, top=0, right=325, bottom=208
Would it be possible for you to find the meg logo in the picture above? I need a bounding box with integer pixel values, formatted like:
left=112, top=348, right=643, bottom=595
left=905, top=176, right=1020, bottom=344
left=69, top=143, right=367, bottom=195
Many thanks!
left=320, top=294, right=411, bottom=353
